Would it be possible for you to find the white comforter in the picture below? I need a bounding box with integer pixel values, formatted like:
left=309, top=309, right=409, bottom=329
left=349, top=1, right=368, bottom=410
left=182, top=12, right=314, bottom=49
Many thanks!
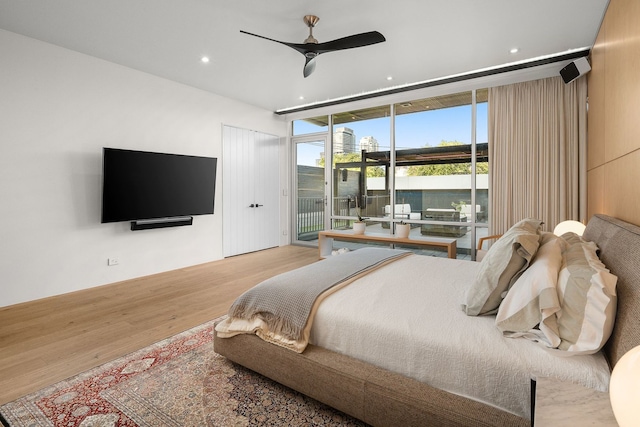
left=309, top=254, right=611, bottom=419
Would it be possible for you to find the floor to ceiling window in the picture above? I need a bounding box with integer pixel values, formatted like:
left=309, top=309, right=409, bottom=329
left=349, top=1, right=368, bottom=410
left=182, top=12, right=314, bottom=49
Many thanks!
left=394, top=93, right=473, bottom=237
left=291, top=89, right=488, bottom=259
left=390, top=90, right=488, bottom=257
left=330, top=106, right=390, bottom=231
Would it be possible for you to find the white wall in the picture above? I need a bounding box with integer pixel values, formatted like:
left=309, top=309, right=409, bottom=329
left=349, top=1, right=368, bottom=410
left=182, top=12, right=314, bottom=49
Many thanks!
left=0, top=29, right=287, bottom=307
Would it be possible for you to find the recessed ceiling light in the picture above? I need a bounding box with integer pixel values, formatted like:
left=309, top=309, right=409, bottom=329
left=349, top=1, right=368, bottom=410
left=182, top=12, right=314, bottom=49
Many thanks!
left=299, top=96, right=305, bottom=100
left=201, top=56, right=210, bottom=63
left=386, top=76, right=393, bottom=81
left=510, top=48, right=519, bottom=54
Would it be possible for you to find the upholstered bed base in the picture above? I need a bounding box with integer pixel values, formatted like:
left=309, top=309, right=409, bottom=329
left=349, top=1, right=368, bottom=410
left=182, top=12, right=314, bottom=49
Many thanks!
left=213, top=331, right=528, bottom=426
left=214, top=214, right=640, bottom=427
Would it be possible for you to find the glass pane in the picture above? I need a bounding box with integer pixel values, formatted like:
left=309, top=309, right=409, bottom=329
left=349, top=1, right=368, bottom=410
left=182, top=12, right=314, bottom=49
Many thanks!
left=476, top=89, right=489, bottom=225
left=293, top=116, right=328, bottom=136
left=394, top=92, right=474, bottom=254
left=296, top=139, right=325, bottom=241
left=331, top=106, right=390, bottom=233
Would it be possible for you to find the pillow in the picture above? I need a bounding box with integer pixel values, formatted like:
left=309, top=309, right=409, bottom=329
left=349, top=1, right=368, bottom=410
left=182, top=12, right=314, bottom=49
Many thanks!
left=495, top=233, right=566, bottom=347
left=463, top=218, right=543, bottom=316
left=555, top=232, right=618, bottom=355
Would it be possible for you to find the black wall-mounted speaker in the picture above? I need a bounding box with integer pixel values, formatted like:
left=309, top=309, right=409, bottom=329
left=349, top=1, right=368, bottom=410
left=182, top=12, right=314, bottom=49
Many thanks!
left=130, top=216, right=193, bottom=231
left=560, top=57, right=591, bottom=84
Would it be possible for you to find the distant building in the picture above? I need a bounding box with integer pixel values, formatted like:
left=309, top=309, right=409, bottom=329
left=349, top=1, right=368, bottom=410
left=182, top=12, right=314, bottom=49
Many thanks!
left=359, top=136, right=379, bottom=152
left=333, top=127, right=356, bottom=154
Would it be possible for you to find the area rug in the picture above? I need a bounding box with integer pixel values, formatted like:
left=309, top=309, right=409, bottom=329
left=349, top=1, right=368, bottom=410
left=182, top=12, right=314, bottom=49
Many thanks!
left=0, top=317, right=367, bottom=427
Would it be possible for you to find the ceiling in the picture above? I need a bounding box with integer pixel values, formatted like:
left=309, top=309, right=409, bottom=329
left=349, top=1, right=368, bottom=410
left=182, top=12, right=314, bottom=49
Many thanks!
left=0, top=1, right=609, bottom=113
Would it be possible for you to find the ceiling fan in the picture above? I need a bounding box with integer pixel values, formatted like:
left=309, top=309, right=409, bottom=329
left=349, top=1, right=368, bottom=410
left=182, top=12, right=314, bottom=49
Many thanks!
left=240, top=15, right=386, bottom=78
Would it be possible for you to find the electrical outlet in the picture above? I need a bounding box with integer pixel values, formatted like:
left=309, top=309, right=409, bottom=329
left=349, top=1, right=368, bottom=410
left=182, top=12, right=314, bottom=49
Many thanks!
left=107, top=257, right=119, bottom=266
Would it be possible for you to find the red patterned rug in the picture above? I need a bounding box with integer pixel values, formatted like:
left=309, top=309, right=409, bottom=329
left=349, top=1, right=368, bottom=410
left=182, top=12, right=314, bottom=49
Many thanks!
left=0, top=317, right=367, bottom=426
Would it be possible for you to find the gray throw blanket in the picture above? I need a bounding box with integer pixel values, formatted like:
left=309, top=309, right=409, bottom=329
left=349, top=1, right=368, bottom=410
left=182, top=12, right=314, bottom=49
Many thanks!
left=217, top=247, right=409, bottom=351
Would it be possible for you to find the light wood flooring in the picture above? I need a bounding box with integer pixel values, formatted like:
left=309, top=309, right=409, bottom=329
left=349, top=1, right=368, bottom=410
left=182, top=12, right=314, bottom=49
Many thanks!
left=0, top=245, right=318, bottom=405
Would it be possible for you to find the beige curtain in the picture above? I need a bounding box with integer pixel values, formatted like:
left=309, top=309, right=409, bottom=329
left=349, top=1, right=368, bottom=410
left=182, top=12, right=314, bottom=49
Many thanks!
left=488, top=76, right=587, bottom=234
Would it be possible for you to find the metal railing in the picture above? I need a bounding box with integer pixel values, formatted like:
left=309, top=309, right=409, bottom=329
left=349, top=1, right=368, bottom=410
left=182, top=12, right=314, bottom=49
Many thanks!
left=297, top=197, right=325, bottom=239
left=297, top=195, right=391, bottom=239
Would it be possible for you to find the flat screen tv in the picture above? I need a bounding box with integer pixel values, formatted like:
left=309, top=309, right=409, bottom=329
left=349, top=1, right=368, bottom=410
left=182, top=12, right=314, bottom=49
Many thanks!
left=101, top=148, right=217, bottom=225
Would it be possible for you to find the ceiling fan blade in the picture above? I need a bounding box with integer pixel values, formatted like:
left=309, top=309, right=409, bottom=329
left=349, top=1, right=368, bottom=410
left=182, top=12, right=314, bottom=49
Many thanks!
left=240, top=30, right=309, bottom=56
left=311, top=31, right=386, bottom=54
left=303, top=56, right=317, bottom=78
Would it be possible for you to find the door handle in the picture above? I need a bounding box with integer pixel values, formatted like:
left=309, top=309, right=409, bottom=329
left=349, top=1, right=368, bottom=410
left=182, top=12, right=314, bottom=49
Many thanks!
left=249, top=204, right=255, bottom=208
left=256, top=204, right=264, bottom=207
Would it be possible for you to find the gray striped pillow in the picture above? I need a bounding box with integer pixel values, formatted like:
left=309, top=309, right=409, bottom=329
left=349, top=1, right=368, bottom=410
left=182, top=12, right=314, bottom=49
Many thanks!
left=556, top=233, right=618, bottom=354
left=463, top=218, right=543, bottom=316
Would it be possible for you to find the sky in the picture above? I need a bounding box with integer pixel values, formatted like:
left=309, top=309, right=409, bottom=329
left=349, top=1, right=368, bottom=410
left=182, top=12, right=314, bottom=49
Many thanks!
left=294, top=102, right=488, bottom=166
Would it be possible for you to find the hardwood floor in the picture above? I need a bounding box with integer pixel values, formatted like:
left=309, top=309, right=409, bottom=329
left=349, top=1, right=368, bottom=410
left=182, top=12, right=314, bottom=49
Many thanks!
left=0, top=245, right=318, bottom=405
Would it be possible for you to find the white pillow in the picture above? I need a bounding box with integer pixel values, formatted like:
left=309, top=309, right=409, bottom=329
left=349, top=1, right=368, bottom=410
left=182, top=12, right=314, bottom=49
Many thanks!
left=496, top=233, right=565, bottom=347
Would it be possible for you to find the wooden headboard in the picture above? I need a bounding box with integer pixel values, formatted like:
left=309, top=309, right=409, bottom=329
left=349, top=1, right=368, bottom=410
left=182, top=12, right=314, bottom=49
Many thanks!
left=583, top=214, right=640, bottom=368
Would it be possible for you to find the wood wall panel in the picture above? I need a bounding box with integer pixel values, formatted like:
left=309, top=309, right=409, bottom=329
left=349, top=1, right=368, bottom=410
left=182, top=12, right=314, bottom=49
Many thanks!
left=603, top=0, right=640, bottom=162
left=587, top=0, right=640, bottom=226
left=587, top=166, right=604, bottom=219
left=587, top=19, right=606, bottom=170
left=604, top=150, right=640, bottom=224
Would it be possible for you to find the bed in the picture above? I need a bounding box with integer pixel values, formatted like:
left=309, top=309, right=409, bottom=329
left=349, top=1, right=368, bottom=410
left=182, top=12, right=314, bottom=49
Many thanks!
left=213, top=214, right=640, bottom=426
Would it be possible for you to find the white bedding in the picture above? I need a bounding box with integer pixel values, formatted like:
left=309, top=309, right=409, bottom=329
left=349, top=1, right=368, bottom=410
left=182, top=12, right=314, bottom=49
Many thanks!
left=309, top=254, right=611, bottom=419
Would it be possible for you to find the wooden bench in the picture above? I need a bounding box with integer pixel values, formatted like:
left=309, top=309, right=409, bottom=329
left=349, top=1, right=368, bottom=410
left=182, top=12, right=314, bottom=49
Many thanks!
left=318, top=229, right=457, bottom=259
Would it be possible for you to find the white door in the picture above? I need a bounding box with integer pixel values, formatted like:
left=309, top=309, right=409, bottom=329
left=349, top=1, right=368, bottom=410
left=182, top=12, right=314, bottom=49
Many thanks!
left=223, top=125, right=280, bottom=257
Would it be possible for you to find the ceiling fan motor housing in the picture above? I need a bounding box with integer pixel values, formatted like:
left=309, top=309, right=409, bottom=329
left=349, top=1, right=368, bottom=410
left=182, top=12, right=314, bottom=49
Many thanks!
left=303, top=15, right=320, bottom=28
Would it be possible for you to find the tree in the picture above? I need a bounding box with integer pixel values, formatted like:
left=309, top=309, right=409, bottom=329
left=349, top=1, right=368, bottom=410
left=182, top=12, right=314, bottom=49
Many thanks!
left=407, top=141, right=488, bottom=176
left=319, top=152, right=386, bottom=177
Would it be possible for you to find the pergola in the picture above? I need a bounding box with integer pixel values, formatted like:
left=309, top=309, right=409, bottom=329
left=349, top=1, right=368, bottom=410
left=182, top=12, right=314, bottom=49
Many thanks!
left=335, top=142, right=488, bottom=193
